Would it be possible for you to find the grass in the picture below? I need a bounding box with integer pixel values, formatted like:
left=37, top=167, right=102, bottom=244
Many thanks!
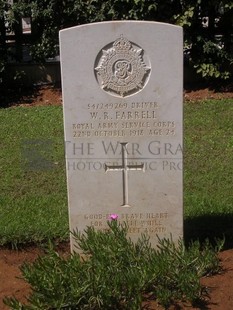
left=184, top=99, right=233, bottom=245
left=0, top=106, right=68, bottom=246
left=0, top=98, right=232, bottom=247
left=184, top=99, right=233, bottom=214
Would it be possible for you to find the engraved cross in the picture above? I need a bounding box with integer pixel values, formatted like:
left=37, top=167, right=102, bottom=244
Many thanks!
left=105, top=142, right=144, bottom=207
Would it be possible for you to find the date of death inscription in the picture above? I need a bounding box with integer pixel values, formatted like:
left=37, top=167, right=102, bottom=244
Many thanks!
left=72, top=101, right=177, bottom=138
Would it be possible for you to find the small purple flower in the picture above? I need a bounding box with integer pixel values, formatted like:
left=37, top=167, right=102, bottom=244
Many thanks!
left=109, top=214, right=118, bottom=221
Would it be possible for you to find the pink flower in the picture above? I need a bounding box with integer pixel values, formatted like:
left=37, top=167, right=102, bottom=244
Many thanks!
left=109, top=214, right=118, bottom=221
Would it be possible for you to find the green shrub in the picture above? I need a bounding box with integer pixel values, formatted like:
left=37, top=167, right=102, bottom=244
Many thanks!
left=4, top=221, right=222, bottom=309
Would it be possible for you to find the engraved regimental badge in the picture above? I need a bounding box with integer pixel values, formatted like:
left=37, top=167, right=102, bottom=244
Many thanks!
left=95, top=35, right=151, bottom=97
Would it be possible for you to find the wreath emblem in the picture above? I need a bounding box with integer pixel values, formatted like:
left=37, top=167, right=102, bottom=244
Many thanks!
left=95, top=36, right=150, bottom=97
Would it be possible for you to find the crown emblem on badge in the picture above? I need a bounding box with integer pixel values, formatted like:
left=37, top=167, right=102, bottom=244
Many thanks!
left=113, top=36, right=131, bottom=52
left=95, top=35, right=151, bottom=97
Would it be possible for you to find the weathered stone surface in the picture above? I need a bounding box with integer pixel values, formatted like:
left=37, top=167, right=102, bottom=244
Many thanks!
left=60, top=21, right=183, bottom=251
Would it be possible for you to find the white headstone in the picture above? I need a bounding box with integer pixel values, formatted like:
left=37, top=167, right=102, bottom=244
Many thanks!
left=60, top=21, right=183, bottom=251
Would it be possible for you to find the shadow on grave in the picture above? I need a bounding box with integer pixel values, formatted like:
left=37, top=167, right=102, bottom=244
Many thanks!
left=184, top=214, right=233, bottom=250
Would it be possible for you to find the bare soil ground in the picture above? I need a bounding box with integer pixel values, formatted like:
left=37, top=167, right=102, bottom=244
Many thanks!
left=1, top=85, right=233, bottom=309
left=2, top=83, right=233, bottom=108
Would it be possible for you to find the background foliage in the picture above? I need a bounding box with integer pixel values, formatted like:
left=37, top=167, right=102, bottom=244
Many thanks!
left=0, top=0, right=232, bottom=87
